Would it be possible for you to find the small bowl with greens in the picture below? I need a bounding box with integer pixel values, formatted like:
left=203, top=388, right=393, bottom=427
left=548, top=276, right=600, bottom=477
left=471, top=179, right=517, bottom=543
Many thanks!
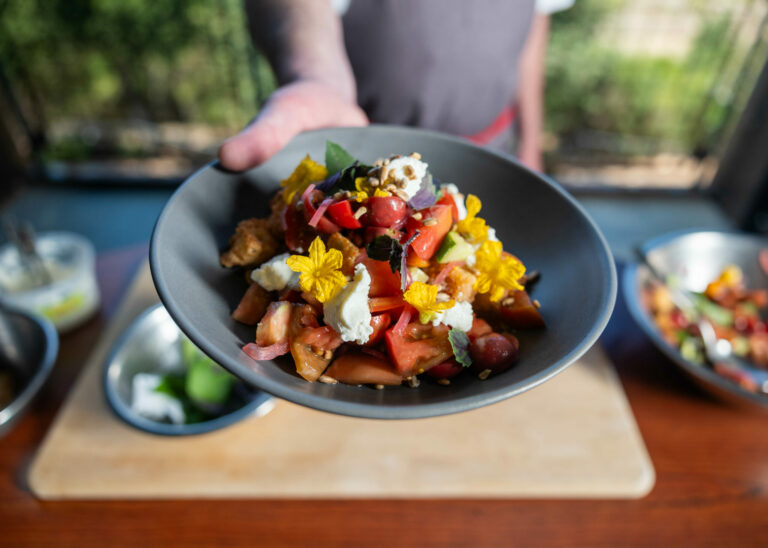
left=104, top=304, right=273, bottom=435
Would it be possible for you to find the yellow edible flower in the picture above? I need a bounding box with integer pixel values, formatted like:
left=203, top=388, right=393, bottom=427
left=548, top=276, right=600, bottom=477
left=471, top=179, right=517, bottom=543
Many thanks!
left=473, top=240, right=526, bottom=302
left=353, top=176, right=391, bottom=202
left=281, top=155, right=328, bottom=204
left=403, top=281, right=455, bottom=324
left=286, top=237, right=346, bottom=303
left=456, top=194, right=489, bottom=242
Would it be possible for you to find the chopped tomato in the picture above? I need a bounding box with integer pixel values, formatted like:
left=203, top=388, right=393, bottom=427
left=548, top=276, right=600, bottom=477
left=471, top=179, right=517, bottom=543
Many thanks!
left=288, top=305, right=343, bottom=381
left=499, top=290, right=546, bottom=329
left=256, top=301, right=292, bottom=346
left=426, top=358, right=464, bottom=379
left=436, top=193, right=459, bottom=222
left=369, top=295, right=405, bottom=314
left=231, top=283, right=271, bottom=325
left=467, top=317, right=493, bottom=341
left=366, top=196, right=407, bottom=227
left=325, top=352, right=403, bottom=386
left=364, top=313, right=392, bottom=346
left=405, top=205, right=453, bottom=260
left=385, top=322, right=454, bottom=376
left=302, top=189, right=340, bottom=234
left=406, top=253, right=431, bottom=268
left=281, top=200, right=315, bottom=252
left=326, top=199, right=362, bottom=229
left=361, top=256, right=402, bottom=297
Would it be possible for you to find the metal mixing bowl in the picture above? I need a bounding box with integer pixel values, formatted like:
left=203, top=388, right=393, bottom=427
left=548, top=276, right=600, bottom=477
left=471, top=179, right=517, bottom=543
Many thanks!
left=0, top=305, right=59, bottom=437
left=624, top=229, right=768, bottom=409
left=104, top=304, right=274, bottom=436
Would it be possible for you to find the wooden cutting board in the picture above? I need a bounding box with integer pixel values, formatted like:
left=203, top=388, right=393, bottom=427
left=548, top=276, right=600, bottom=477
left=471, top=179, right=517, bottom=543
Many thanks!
left=28, top=262, right=654, bottom=499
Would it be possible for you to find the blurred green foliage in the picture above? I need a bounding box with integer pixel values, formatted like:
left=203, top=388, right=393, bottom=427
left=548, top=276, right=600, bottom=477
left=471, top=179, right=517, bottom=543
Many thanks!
left=0, top=0, right=762, bottom=161
left=0, top=0, right=275, bottom=126
left=546, top=0, right=760, bottom=156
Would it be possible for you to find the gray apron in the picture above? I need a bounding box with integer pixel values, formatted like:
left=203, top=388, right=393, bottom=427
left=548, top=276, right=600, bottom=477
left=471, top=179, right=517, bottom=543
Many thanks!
left=342, top=0, right=535, bottom=149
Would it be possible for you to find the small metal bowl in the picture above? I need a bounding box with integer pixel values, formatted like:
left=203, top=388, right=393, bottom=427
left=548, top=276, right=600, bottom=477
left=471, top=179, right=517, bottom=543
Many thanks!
left=0, top=305, right=59, bottom=437
left=104, top=304, right=274, bottom=436
left=624, top=229, right=768, bottom=409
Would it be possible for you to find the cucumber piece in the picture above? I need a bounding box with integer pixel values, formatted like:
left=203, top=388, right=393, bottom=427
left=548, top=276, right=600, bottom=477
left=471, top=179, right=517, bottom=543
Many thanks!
left=435, top=231, right=474, bottom=263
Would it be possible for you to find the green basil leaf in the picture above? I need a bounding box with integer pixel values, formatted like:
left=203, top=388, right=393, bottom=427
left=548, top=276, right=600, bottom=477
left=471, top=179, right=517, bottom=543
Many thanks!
left=325, top=141, right=356, bottom=174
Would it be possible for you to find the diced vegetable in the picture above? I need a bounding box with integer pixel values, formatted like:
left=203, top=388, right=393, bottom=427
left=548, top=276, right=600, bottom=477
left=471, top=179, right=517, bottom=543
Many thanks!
left=186, top=355, right=234, bottom=406
left=361, top=256, right=402, bottom=297
left=288, top=305, right=343, bottom=381
left=231, top=283, right=271, bottom=325
left=499, top=290, right=546, bottom=329
left=435, top=231, right=474, bottom=263
left=327, top=200, right=363, bottom=229
left=426, top=359, right=464, bottom=379
left=256, top=301, right=292, bottom=346
left=365, top=313, right=392, bottom=346
left=436, top=193, right=460, bottom=222
left=385, top=322, right=454, bottom=376
left=302, top=188, right=340, bottom=233
left=366, top=196, right=408, bottom=227
left=369, top=295, right=405, bottom=313
left=325, top=352, right=403, bottom=386
left=469, top=333, right=519, bottom=375
left=405, top=205, right=453, bottom=260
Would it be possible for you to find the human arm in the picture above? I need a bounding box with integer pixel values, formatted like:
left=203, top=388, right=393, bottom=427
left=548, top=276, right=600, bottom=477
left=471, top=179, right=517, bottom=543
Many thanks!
left=516, top=12, right=550, bottom=172
left=218, top=0, right=367, bottom=171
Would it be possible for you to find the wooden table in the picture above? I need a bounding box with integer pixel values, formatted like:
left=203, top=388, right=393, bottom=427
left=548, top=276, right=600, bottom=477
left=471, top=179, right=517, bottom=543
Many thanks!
left=2, top=243, right=768, bottom=547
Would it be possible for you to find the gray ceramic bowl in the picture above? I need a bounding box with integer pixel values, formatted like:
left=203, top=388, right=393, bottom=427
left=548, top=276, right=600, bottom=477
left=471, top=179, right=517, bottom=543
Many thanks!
left=104, top=304, right=274, bottom=436
left=624, top=229, right=768, bottom=409
left=150, top=126, right=616, bottom=419
left=0, top=304, right=58, bottom=437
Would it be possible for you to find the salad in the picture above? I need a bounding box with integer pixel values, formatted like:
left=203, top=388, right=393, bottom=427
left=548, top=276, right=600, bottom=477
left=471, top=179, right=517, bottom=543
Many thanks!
left=220, top=142, right=545, bottom=387
left=643, top=263, right=768, bottom=393
left=131, top=336, right=249, bottom=424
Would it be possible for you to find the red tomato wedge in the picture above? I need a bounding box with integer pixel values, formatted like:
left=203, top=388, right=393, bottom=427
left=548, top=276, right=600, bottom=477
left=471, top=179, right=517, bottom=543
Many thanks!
left=361, top=256, right=402, bottom=297
left=385, top=322, right=454, bottom=376
left=369, top=295, right=405, bottom=314
left=231, top=283, right=271, bottom=325
left=326, top=199, right=362, bottom=229
left=364, top=313, right=392, bottom=346
left=325, top=352, right=403, bottom=386
left=436, top=193, right=460, bottom=222
left=405, top=205, right=453, bottom=260
left=500, top=290, right=546, bottom=329
left=288, top=305, right=343, bottom=381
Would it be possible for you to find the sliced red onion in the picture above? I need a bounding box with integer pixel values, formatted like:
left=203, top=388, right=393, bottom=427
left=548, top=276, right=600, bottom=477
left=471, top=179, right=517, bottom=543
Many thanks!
left=309, top=197, right=334, bottom=227
left=243, top=341, right=289, bottom=361
left=300, top=183, right=316, bottom=204
left=392, top=304, right=414, bottom=334
left=399, top=230, right=420, bottom=291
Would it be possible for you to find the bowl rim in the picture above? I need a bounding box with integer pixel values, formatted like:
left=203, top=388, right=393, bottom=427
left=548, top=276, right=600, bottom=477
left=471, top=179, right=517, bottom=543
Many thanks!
left=0, top=305, right=59, bottom=435
left=149, top=125, right=617, bottom=419
left=623, top=227, right=768, bottom=409
left=103, top=303, right=275, bottom=436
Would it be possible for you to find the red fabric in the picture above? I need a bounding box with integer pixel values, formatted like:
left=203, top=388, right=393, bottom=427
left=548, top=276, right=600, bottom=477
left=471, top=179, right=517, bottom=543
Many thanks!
left=463, top=104, right=517, bottom=146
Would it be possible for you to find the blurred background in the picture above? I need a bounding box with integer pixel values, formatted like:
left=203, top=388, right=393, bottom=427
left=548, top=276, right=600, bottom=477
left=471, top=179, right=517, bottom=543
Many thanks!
left=1, top=0, right=766, bottom=190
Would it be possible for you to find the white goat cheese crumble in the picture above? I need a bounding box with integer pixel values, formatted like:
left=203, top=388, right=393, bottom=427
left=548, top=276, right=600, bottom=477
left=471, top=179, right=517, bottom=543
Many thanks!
left=432, top=300, right=474, bottom=332
left=251, top=252, right=300, bottom=291
left=386, top=156, right=428, bottom=200
left=323, top=263, right=374, bottom=344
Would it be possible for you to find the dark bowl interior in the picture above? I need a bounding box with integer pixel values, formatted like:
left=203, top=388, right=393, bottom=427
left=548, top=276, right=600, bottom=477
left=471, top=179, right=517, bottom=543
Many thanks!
left=623, top=229, right=768, bottom=409
left=150, top=126, right=616, bottom=419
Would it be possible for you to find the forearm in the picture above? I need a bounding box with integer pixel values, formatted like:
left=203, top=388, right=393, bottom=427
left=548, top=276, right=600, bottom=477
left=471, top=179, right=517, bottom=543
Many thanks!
left=245, top=0, right=357, bottom=103
left=517, top=13, right=550, bottom=156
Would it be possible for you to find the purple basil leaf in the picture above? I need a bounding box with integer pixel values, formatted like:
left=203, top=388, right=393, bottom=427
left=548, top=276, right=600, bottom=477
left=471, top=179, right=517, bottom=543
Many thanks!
left=407, top=173, right=437, bottom=209
left=448, top=328, right=472, bottom=367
